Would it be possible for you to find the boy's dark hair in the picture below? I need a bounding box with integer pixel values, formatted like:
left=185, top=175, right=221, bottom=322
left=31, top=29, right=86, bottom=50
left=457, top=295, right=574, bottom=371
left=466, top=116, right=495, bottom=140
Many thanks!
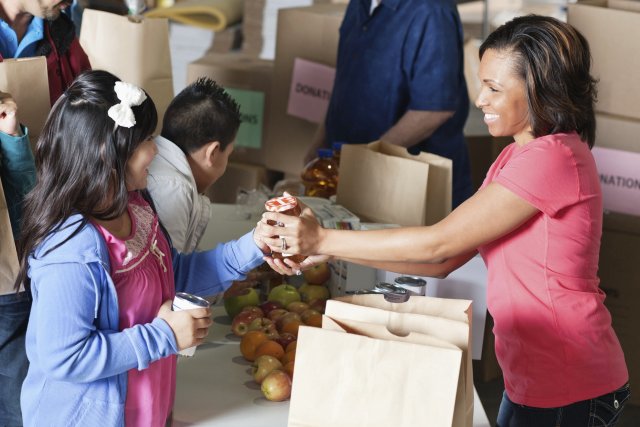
left=161, top=77, right=241, bottom=153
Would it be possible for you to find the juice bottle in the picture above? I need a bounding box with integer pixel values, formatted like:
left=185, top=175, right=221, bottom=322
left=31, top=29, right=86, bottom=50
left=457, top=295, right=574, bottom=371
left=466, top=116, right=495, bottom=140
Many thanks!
left=301, top=148, right=338, bottom=198
left=264, top=196, right=307, bottom=264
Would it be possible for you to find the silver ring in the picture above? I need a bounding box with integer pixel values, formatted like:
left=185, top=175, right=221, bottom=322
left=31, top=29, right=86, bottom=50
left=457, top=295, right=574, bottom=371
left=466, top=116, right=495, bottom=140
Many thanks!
left=280, top=236, right=287, bottom=251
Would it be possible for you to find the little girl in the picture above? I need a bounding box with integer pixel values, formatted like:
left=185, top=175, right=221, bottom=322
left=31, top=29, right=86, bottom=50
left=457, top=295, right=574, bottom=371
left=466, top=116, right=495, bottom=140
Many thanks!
left=15, top=70, right=267, bottom=426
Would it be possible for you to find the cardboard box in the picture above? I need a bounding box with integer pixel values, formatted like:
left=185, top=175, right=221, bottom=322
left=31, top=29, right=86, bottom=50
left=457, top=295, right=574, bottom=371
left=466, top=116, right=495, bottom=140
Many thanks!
left=187, top=52, right=274, bottom=166
left=595, top=112, right=640, bottom=153
left=205, top=161, right=279, bottom=204
left=600, top=211, right=640, bottom=405
left=568, top=0, right=640, bottom=120
left=592, top=113, right=640, bottom=216
left=265, top=4, right=345, bottom=175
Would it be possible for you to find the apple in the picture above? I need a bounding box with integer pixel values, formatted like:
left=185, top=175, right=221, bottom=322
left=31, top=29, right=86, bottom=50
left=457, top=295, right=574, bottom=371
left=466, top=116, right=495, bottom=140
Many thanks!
left=302, top=262, right=331, bottom=285
left=267, top=308, right=289, bottom=323
left=252, top=355, right=283, bottom=384
left=308, top=298, right=327, bottom=314
left=286, top=301, right=309, bottom=314
left=248, top=317, right=273, bottom=332
left=275, top=332, right=296, bottom=350
left=263, top=322, right=279, bottom=340
left=231, top=310, right=261, bottom=337
left=223, top=286, right=260, bottom=319
left=276, top=312, right=301, bottom=331
left=241, top=305, right=264, bottom=318
left=259, top=300, right=283, bottom=316
left=247, top=318, right=280, bottom=339
left=261, top=370, right=292, bottom=401
left=298, top=283, right=330, bottom=303
left=300, top=308, right=321, bottom=324
left=268, top=284, right=301, bottom=308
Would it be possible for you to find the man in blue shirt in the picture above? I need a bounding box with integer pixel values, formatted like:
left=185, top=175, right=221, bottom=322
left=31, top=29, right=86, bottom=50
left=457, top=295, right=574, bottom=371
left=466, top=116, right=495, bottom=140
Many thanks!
left=0, top=0, right=90, bottom=105
left=308, top=0, right=472, bottom=208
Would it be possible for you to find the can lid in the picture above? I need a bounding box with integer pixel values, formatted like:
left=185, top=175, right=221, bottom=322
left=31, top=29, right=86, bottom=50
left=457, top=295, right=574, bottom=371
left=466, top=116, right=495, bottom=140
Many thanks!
left=175, top=292, right=210, bottom=308
left=394, top=276, right=427, bottom=287
left=264, top=196, right=298, bottom=212
left=374, top=283, right=410, bottom=303
left=384, top=291, right=410, bottom=303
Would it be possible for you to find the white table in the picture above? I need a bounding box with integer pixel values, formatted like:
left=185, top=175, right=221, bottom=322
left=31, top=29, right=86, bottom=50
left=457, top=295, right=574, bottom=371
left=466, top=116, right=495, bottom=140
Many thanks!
left=173, top=306, right=491, bottom=427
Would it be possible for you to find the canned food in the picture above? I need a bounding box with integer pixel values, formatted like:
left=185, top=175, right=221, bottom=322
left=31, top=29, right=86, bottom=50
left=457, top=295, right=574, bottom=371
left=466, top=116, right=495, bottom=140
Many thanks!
left=394, top=276, right=427, bottom=296
left=172, top=292, right=210, bottom=356
left=264, top=196, right=306, bottom=263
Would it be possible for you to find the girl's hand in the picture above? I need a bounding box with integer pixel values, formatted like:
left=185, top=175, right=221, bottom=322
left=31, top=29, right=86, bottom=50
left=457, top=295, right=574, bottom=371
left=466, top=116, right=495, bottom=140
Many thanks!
left=263, top=254, right=332, bottom=276
left=0, top=92, right=22, bottom=136
left=157, top=300, right=213, bottom=351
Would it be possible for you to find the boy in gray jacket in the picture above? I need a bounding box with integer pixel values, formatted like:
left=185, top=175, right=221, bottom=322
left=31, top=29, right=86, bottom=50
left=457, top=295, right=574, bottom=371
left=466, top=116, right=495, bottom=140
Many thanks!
left=148, top=78, right=240, bottom=252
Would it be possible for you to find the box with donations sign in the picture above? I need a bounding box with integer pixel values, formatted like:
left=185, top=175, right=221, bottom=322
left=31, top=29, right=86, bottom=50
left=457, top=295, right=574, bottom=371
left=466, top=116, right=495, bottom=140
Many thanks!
left=265, top=4, right=346, bottom=175
left=592, top=147, right=640, bottom=217
left=592, top=113, right=640, bottom=217
left=591, top=112, right=640, bottom=405
left=568, top=0, right=640, bottom=120
left=286, top=58, right=335, bottom=124
left=187, top=52, right=274, bottom=166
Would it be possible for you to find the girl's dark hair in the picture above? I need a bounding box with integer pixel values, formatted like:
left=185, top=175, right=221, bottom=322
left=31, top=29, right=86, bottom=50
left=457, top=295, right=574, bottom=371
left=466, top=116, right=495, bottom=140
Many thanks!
left=479, top=15, right=598, bottom=147
left=15, top=70, right=157, bottom=291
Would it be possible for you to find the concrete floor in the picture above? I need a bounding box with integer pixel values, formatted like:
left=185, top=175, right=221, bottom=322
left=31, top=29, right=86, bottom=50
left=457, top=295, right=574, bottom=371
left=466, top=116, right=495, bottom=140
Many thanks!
left=474, top=377, right=639, bottom=426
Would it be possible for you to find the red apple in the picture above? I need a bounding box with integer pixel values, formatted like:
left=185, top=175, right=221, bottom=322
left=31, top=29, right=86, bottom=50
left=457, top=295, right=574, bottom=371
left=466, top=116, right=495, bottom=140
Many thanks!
left=242, top=305, right=264, bottom=318
left=275, top=332, right=296, bottom=350
left=276, top=312, right=301, bottom=331
left=267, top=308, right=288, bottom=322
left=286, top=301, right=309, bottom=314
left=261, top=370, right=292, bottom=401
left=231, top=310, right=261, bottom=337
left=252, top=355, right=283, bottom=384
left=298, top=283, right=330, bottom=303
left=263, top=322, right=279, bottom=340
left=308, top=298, right=327, bottom=314
left=259, top=300, right=283, bottom=316
left=248, top=317, right=273, bottom=332
left=302, top=262, right=331, bottom=285
left=223, top=286, right=260, bottom=319
left=300, top=308, right=321, bottom=324
left=268, top=284, right=301, bottom=308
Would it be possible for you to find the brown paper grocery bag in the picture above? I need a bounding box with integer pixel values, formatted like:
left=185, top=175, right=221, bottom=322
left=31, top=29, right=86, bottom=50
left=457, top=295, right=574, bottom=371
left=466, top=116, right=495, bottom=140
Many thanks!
left=288, top=318, right=463, bottom=427
left=336, top=141, right=452, bottom=226
left=0, top=181, right=19, bottom=290
left=79, top=9, right=174, bottom=132
left=0, top=56, right=50, bottom=147
left=326, top=295, right=474, bottom=427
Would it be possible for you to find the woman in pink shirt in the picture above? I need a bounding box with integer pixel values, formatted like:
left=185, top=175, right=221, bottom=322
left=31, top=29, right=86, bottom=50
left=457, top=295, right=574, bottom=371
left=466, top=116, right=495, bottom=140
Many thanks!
left=256, top=15, right=630, bottom=426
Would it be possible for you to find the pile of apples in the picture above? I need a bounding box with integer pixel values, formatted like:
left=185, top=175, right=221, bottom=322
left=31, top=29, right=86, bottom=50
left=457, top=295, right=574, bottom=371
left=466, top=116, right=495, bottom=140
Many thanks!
left=223, top=262, right=332, bottom=402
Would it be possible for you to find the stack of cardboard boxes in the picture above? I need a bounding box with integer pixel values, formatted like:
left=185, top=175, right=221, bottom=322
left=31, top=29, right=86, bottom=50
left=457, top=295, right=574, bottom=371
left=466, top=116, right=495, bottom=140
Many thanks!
left=186, top=3, right=346, bottom=202
left=568, top=0, right=640, bottom=405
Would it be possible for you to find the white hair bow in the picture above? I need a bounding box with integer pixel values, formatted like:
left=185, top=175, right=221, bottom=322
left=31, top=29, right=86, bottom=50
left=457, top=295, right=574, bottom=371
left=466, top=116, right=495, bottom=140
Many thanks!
left=107, top=81, right=147, bottom=128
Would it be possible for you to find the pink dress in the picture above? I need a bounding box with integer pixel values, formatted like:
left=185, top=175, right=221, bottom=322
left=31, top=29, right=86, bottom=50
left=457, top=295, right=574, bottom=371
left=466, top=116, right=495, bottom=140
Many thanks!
left=95, top=192, right=176, bottom=427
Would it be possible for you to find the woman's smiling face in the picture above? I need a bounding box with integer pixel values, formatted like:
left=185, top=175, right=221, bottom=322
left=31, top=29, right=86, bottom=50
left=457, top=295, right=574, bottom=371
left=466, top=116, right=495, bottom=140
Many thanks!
left=475, top=48, right=533, bottom=146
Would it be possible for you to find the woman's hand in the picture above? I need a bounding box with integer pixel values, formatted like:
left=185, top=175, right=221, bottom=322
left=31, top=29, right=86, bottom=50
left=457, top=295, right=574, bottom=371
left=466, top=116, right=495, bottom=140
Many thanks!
left=157, top=300, right=213, bottom=351
left=256, top=206, right=325, bottom=256
left=0, top=92, right=22, bottom=136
